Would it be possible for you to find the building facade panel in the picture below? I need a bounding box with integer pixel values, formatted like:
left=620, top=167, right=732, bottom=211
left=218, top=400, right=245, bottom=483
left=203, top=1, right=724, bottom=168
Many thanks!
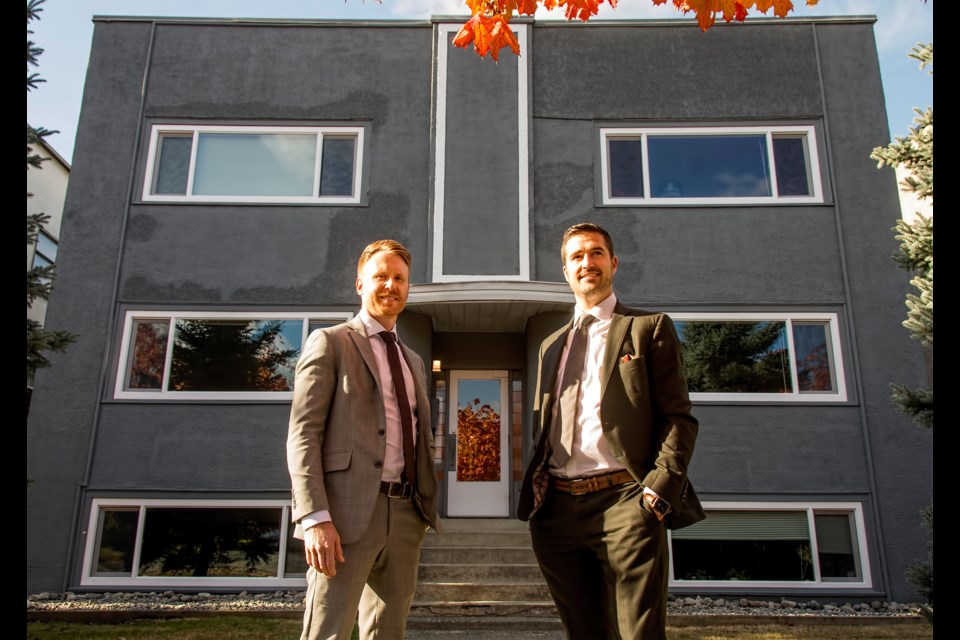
left=26, top=16, right=931, bottom=604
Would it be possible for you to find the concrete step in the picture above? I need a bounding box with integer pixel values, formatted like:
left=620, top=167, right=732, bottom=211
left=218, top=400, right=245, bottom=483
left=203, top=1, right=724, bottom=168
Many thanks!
left=420, top=546, right=537, bottom=565
left=436, top=518, right=531, bottom=533
left=414, top=582, right=553, bottom=602
left=406, top=612, right=563, bottom=638
left=410, top=602, right=558, bottom=617
left=418, top=563, right=544, bottom=583
left=422, top=531, right=532, bottom=548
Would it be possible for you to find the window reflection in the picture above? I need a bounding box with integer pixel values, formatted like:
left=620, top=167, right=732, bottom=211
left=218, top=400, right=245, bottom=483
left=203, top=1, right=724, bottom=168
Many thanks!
left=676, top=321, right=791, bottom=394
left=456, top=379, right=501, bottom=482
left=126, top=319, right=169, bottom=390
left=319, top=137, right=357, bottom=196
left=94, top=509, right=139, bottom=575
left=138, top=508, right=281, bottom=577
left=608, top=138, right=644, bottom=197
left=648, top=134, right=772, bottom=198
left=169, top=319, right=300, bottom=392
left=793, top=322, right=835, bottom=392
left=192, top=133, right=316, bottom=196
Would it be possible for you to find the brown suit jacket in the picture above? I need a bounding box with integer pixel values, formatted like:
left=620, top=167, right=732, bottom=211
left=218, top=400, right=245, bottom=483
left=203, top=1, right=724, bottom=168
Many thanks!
left=518, top=302, right=704, bottom=529
left=287, top=315, right=440, bottom=544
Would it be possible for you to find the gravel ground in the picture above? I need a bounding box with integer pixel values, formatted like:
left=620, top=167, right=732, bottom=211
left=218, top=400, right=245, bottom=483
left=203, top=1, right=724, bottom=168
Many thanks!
left=26, top=591, right=927, bottom=619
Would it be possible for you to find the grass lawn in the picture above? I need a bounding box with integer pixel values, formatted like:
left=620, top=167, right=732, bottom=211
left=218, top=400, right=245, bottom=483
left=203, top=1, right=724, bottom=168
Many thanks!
left=26, top=617, right=933, bottom=640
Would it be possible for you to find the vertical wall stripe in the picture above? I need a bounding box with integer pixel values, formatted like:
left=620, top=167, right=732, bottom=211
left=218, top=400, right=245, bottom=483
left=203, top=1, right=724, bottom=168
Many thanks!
left=432, top=22, right=530, bottom=282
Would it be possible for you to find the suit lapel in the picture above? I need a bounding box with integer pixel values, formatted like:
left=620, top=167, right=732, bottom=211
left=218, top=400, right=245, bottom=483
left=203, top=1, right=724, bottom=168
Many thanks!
left=537, top=322, right=571, bottom=435
left=347, top=316, right=384, bottom=396
left=601, top=303, right=632, bottom=397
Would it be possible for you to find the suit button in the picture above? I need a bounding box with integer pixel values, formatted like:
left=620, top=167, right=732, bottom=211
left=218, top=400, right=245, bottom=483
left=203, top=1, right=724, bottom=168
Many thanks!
left=378, top=430, right=385, bottom=437
left=374, top=461, right=382, bottom=469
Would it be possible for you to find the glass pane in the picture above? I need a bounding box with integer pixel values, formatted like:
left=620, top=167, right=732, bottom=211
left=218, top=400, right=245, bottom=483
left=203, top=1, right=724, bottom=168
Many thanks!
left=815, top=513, right=859, bottom=579
left=672, top=539, right=815, bottom=581
left=456, top=379, right=502, bottom=482
left=126, top=319, right=169, bottom=390
left=319, top=136, right=357, bottom=196
left=673, top=510, right=812, bottom=581
left=169, top=319, right=302, bottom=392
left=675, top=321, right=792, bottom=393
left=773, top=135, right=812, bottom=196
left=31, top=252, right=52, bottom=271
left=94, top=509, right=139, bottom=575
left=193, top=133, right=316, bottom=197
left=648, top=134, right=771, bottom=198
left=154, top=135, right=192, bottom=195
left=307, top=320, right=338, bottom=335
left=435, top=379, right=446, bottom=465
left=36, top=232, right=58, bottom=263
left=793, top=322, right=835, bottom=392
left=138, top=508, right=281, bottom=577
left=672, top=510, right=808, bottom=540
left=608, top=138, right=644, bottom=198
left=284, top=527, right=307, bottom=578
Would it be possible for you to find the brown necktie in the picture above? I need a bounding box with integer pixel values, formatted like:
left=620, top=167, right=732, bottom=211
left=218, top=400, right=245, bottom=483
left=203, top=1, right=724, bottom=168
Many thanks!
left=550, top=314, right=596, bottom=466
left=377, top=331, right=416, bottom=486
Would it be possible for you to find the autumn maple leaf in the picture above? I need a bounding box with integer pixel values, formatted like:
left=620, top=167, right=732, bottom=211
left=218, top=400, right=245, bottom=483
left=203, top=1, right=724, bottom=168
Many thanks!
left=488, top=17, right=521, bottom=61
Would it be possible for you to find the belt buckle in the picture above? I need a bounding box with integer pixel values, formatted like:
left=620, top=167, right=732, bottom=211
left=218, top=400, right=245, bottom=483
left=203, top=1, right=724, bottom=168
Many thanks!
left=569, top=476, right=598, bottom=496
left=388, top=481, right=411, bottom=498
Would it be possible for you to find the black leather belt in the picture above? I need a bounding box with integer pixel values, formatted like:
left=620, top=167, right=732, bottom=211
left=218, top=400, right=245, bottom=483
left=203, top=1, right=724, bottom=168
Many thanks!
left=379, top=481, right=414, bottom=499
left=551, top=469, right=636, bottom=496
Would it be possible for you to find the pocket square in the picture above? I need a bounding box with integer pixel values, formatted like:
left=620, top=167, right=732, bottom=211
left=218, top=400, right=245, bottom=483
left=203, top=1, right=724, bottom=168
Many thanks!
left=620, top=354, right=634, bottom=363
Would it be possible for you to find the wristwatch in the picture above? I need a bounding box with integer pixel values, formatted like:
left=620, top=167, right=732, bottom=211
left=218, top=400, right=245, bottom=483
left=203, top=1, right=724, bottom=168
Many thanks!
left=643, top=492, right=672, bottom=521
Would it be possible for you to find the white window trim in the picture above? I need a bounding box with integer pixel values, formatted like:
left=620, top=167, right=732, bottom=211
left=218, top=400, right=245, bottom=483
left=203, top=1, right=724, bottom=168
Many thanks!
left=668, top=500, right=872, bottom=590
left=432, top=22, right=531, bottom=282
left=114, top=310, right=352, bottom=401
left=599, top=125, right=824, bottom=206
left=668, top=312, right=848, bottom=403
left=81, top=498, right=306, bottom=589
left=141, top=124, right=365, bottom=204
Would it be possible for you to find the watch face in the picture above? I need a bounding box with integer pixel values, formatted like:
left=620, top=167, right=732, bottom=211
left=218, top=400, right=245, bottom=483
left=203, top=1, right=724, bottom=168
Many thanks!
left=653, top=500, right=669, bottom=516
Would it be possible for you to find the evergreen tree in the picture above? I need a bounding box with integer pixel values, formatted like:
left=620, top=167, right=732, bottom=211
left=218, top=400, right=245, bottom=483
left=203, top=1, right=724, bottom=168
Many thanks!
left=870, top=42, right=933, bottom=619
left=27, top=0, right=75, bottom=387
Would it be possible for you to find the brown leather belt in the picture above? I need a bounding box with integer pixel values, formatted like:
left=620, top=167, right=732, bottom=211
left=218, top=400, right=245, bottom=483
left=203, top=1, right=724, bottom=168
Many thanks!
left=551, top=469, right=636, bottom=496
left=379, top=481, right=414, bottom=499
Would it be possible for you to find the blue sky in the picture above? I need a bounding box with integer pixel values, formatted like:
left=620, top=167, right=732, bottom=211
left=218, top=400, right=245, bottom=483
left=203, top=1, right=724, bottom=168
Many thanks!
left=28, top=0, right=932, bottom=164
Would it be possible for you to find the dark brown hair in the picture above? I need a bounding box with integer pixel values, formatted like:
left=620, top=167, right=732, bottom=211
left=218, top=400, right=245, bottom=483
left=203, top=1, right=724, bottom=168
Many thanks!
left=560, top=223, right=615, bottom=261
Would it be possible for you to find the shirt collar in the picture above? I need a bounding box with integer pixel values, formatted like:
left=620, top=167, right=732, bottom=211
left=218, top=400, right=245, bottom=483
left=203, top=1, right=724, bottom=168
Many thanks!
left=574, top=292, right=617, bottom=324
left=357, top=308, right=397, bottom=340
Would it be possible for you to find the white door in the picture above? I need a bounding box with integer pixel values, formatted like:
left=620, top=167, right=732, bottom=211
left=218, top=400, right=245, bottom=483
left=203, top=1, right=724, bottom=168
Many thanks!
left=445, top=370, right=510, bottom=517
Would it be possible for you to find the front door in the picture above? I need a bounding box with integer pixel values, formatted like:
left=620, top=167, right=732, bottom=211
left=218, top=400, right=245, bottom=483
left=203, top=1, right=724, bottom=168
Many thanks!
left=445, top=370, right=510, bottom=516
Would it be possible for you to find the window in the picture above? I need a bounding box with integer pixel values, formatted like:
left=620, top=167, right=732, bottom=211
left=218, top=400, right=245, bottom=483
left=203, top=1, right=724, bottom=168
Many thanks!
left=82, top=499, right=305, bottom=588
left=114, top=311, right=351, bottom=400
left=670, top=312, right=847, bottom=402
left=600, top=126, right=823, bottom=205
left=142, top=125, right=365, bottom=204
left=669, top=502, right=870, bottom=590
left=31, top=231, right=59, bottom=283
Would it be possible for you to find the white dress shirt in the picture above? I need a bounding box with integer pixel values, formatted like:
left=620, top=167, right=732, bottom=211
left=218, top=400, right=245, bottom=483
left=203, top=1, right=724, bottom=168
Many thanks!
left=549, top=293, right=624, bottom=478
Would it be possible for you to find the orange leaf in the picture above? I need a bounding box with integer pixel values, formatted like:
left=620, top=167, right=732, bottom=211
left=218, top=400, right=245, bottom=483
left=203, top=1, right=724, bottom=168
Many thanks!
left=489, top=16, right=521, bottom=62
left=516, top=0, right=540, bottom=14
left=452, top=15, right=479, bottom=48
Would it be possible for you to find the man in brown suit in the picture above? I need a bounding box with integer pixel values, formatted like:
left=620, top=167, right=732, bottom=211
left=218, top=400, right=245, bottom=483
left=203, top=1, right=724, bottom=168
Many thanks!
left=287, top=239, right=439, bottom=640
left=518, top=223, right=703, bottom=639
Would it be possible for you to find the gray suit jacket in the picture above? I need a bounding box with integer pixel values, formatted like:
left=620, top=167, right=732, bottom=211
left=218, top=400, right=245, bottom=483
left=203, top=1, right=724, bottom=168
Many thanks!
left=518, top=302, right=704, bottom=529
left=287, top=315, right=440, bottom=544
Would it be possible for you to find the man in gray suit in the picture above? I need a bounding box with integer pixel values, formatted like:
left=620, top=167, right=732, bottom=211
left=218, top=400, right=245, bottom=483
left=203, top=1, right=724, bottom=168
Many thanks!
left=287, top=239, right=439, bottom=640
left=518, top=223, right=703, bottom=639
